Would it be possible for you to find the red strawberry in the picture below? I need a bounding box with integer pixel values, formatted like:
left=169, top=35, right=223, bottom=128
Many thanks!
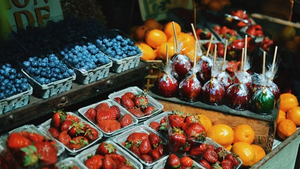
left=19, top=131, right=44, bottom=143
left=225, top=153, right=239, bottom=167
left=66, top=114, right=79, bottom=123
left=102, top=155, right=117, bottom=169
left=109, top=154, right=126, bottom=166
left=119, top=114, right=133, bottom=128
left=180, top=156, right=194, bottom=167
left=168, top=154, right=180, bottom=168
left=68, top=122, right=85, bottom=137
left=185, top=115, right=200, bottom=123
left=180, top=142, right=191, bottom=152
left=97, top=120, right=121, bottom=133
left=60, top=120, right=73, bottom=131
left=96, top=108, right=117, bottom=122
left=51, top=110, right=66, bottom=128
left=183, top=123, right=206, bottom=142
left=169, top=128, right=186, bottom=147
left=68, top=136, right=89, bottom=150
left=149, top=121, right=160, bottom=131
left=84, top=127, right=99, bottom=142
left=85, top=155, right=103, bottom=169
left=222, top=159, right=233, bottom=169
left=139, top=138, right=152, bottom=154
left=168, top=114, right=184, bottom=128
left=140, top=155, right=153, bottom=164
left=199, top=159, right=211, bottom=169
left=121, top=95, right=135, bottom=109
left=189, top=143, right=207, bottom=156
left=126, top=132, right=148, bottom=145
left=134, top=94, right=148, bottom=109
left=143, top=106, right=155, bottom=116
left=212, top=163, right=224, bottom=169
left=58, top=131, right=71, bottom=146
left=35, top=140, right=58, bottom=165
left=7, top=133, right=31, bottom=149
left=215, top=147, right=228, bottom=161
left=129, top=144, right=141, bottom=157
left=207, top=144, right=216, bottom=150
left=118, top=164, right=134, bottom=169
left=113, top=97, right=121, bottom=104
left=124, top=92, right=136, bottom=100
left=128, top=107, right=144, bottom=117
left=85, top=108, right=96, bottom=122
left=203, top=148, right=218, bottom=164
left=48, top=127, right=60, bottom=139
left=17, top=145, right=39, bottom=166
left=110, top=105, right=121, bottom=120
left=148, top=149, right=160, bottom=160
left=181, top=123, right=189, bottom=131
left=148, top=132, right=161, bottom=148
left=155, top=143, right=165, bottom=155
left=96, top=142, right=116, bottom=155
left=95, top=102, right=109, bottom=112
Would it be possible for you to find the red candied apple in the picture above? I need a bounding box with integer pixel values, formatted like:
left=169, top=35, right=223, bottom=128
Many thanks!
left=178, top=74, right=201, bottom=102
left=234, top=71, right=253, bottom=90
left=216, top=71, right=232, bottom=90
left=202, top=78, right=226, bottom=106
left=226, top=83, right=250, bottom=110
left=154, top=71, right=178, bottom=97
left=196, top=56, right=213, bottom=84
left=171, top=54, right=192, bottom=81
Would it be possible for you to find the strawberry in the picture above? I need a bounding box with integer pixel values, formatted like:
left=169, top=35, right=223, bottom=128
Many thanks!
left=139, top=138, right=151, bottom=154
left=128, top=107, right=144, bottom=117
left=199, top=159, right=211, bottom=169
left=95, top=102, right=109, bottom=112
left=51, top=110, right=66, bottom=128
left=134, top=94, right=148, bottom=109
left=110, top=105, right=121, bottom=120
left=124, top=92, right=136, bottom=100
left=180, top=142, right=191, bottom=152
left=121, top=95, right=135, bottom=109
left=215, top=147, right=228, bottom=161
left=181, top=123, right=189, bottom=131
left=85, top=155, right=103, bottom=169
left=68, top=122, right=85, bottom=137
left=148, top=149, right=160, bottom=160
left=97, top=120, right=121, bottom=133
left=185, top=115, right=200, bottom=123
left=207, top=144, right=216, bottom=150
left=149, top=121, right=160, bottom=131
left=19, top=131, right=44, bottom=143
left=126, top=132, right=148, bottom=145
left=169, top=128, right=186, bottom=146
left=119, top=114, right=133, bottom=128
left=212, top=163, right=223, bottom=169
left=168, top=154, right=180, bottom=168
left=113, top=97, right=121, bottom=104
left=18, top=145, right=39, bottom=167
left=140, top=154, right=153, bottom=164
left=225, top=153, right=239, bottom=167
left=66, top=114, right=79, bottom=123
left=58, top=131, right=71, bottom=146
left=222, top=159, right=233, bottom=169
left=180, top=156, right=193, bottom=167
left=96, top=142, right=116, bottom=155
left=7, top=133, right=31, bottom=149
left=102, top=154, right=117, bottom=169
left=148, top=132, right=161, bottom=148
left=60, top=120, right=73, bottom=131
left=68, top=136, right=89, bottom=150
left=85, top=108, right=96, bottom=122
left=35, top=140, right=58, bottom=165
left=118, top=164, right=134, bottom=169
left=189, top=143, right=207, bottom=156
left=155, top=143, right=165, bottom=156
left=203, top=148, right=218, bottom=164
left=168, top=114, right=184, bottom=128
left=129, top=144, right=141, bottom=157
left=84, top=127, right=99, bottom=142
left=109, top=154, right=126, bottom=165
left=97, top=108, right=117, bottom=122
left=48, top=127, right=59, bottom=139
left=143, top=106, right=155, bottom=116
left=183, top=123, right=206, bottom=142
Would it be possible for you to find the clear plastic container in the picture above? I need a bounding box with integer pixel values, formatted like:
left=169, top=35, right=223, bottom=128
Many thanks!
left=75, top=140, right=143, bottom=169
left=39, top=112, right=103, bottom=155
left=113, top=125, right=168, bottom=169
left=143, top=111, right=169, bottom=139
left=152, top=155, right=206, bottom=169
left=77, top=99, right=138, bottom=137
left=56, top=157, right=83, bottom=169
left=108, top=86, right=164, bottom=121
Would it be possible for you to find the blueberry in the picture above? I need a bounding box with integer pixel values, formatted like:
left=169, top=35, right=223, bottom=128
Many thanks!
left=22, top=78, right=28, bottom=83
left=29, top=57, right=35, bottom=62
left=45, top=79, right=50, bottom=84
left=0, top=93, right=5, bottom=99
left=49, top=62, right=56, bottom=68
left=31, top=61, right=38, bottom=67
left=9, top=74, right=15, bottom=80
left=0, top=76, right=4, bottom=81
left=23, top=61, right=31, bottom=67
left=103, top=39, right=109, bottom=44
left=50, top=77, right=57, bottom=82
left=116, top=35, right=122, bottom=41
left=41, top=71, right=47, bottom=77
left=67, top=69, right=74, bottom=75
left=5, top=63, right=11, bottom=67
left=57, top=74, right=63, bottom=80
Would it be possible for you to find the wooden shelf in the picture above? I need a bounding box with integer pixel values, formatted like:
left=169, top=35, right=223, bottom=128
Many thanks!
left=0, top=61, right=151, bottom=134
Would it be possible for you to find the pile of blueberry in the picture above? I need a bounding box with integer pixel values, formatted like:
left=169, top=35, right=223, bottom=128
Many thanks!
left=0, top=63, right=30, bottom=100
left=22, top=54, right=75, bottom=85
left=95, top=32, right=141, bottom=60
left=61, top=41, right=110, bottom=72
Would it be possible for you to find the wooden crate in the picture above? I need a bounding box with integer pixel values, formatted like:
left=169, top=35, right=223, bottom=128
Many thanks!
left=144, top=60, right=164, bottom=91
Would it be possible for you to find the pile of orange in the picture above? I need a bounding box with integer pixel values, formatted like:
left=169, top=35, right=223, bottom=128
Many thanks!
left=131, top=19, right=199, bottom=61
left=276, top=93, right=299, bottom=140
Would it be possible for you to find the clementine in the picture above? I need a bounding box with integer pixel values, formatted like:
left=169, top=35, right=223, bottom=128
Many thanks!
left=251, top=144, right=266, bottom=164
left=168, top=32, right=195, bottom=44
left=197, top=114, right=213, bottom=133
left=180, top=42, right=201, bottom=62
left=157, top=42, right=175, bottom=60
left=287, top=106, right=300, bottom=126
left=144, top=18, right=162, bottom=30
left=279, top=93, right=298, bottom=112
left=231, top=142, right=256, bottom=167
left=226, top=145, right=232, bottom=151
left=134, top=25, right=149, bottom=41
left=208, top=124, right=234, bottom=148
left=276, top=119, right=297, bottom=140
left=145, top=29, right=167, bottom=49
left=137, top=43, right=156, bottom=61
left=233, top=124, right=255, bottom=144
left=164, top=21, right=181, bottom=39
left=277, top=110, right=286, bottom=124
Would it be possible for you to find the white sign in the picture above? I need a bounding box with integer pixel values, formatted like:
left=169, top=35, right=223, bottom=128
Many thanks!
left=4, top=0, right=64, bottom=31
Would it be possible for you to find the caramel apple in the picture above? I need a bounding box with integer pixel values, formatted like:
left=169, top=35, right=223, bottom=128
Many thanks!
left=178, top=74, right=201, bottom=102
left=171, top=54, right=192, bottom=81
left=216, top=71, right=232, bottom=90
left=226, top=83, right=250, bottom=110
left=154, top=71, right=178, bottom=97
left=196, top=56, right=213, bottom=84
left=202, top=78, right=225, bottom=106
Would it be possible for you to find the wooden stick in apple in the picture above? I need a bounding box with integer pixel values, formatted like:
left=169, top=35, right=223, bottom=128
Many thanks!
left=207, top=35, right=214, bottom=57
left=241, top=48, right=244, bottom=72
left=263, top=51, right=266, bottom=93
left=166, top=44, right=169, bottom=67
left=223, top=39, right=228, bottom=65
left=194, top=41, right=197, bottom=70
left=271, top=46, right=278, bottom=75
left=244, top=35, right=248, bottom=63
left=172, top=21, right=178, bottom=54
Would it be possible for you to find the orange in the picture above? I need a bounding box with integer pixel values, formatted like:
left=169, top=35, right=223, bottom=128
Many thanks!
left=144, top=18, right=162, bottom=30
left=231, top=142, right=256, bottom=167
left=157, top=42, right=175, bottom=60
left=277, top=110, right=286, bottom=124
left=251, top=144, right=266, bottom=164
left=279, top=93, right=298, bottom=112
left=226, top=145, right=232, bottom=151
left=208, top=124, right=234, bottom=148
left=276, top=119, right=297, bottom=140
left=233, top=124, right=255, bottom=144
left=180, top=42, right=199, bottom=62
left=164, top=21, right=181, bottom=39
left=287, top=106, right=300, bottom=126
left=168, top=32, right=195, bottom=44
left=134, top=25, right=149, bottom=41
left=197, top=114, right=213, bottom=133
left=145, top=29, right=167, bottom=49
left=137, top=43, right=156, bottom=61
